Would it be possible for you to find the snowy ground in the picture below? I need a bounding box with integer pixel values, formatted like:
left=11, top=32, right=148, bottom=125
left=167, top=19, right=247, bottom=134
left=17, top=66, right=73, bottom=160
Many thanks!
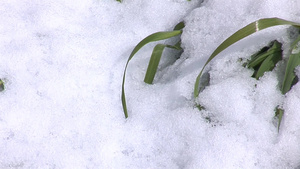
left=0, top=0, right=300, bottom=168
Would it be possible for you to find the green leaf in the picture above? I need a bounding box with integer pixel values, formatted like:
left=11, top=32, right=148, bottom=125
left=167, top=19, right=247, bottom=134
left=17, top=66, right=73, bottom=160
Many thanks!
left=0, top=79, right=4, bottom=92
left=122, top=30, right=182, bottom=118
left=194, top=17, right=300, bottom=97
left=144, top=43, right=182, bottom=84
left=281, top=35, right=300, bottom=94
left=251, top=41, right=282, bottom=79
left=275, top=107, right=284, bottom=132
left=143, top=22, right=185, bottom=85
left=255, top=52, right=282, bottom=79
left=247, top=41, right=281, bottom=69
left=173, top=21, right=185, bottom=31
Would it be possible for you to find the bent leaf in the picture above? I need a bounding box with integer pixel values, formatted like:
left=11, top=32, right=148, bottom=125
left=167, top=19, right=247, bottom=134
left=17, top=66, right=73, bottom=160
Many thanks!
left=122, top=30, right=183, bottom=118
left=194, top=17, right=300, bottom=97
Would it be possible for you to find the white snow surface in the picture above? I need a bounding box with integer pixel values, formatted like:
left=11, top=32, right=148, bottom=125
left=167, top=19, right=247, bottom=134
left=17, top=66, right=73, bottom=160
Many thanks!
left=0, top=0, right=300, bottom=168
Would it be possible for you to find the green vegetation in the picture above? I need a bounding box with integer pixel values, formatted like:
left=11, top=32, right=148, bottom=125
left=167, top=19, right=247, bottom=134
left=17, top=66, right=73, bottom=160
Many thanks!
left=282, top=35, right=300, bottom=94
left=194, top=18, right=300, bottom=97
left=243, top=35, right=300, bottom=131
left=0, top=79, right=4, bottom=91
left=194, top=18, right=300, bottom=131
left=121, top=22, right=184, bottom=118
left=122, top=17, right=300, bottom=131
left=245, top=40, right=282, bottom=80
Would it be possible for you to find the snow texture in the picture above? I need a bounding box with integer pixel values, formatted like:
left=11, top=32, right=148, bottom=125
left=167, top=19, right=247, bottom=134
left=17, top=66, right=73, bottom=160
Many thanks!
left=0, top=0, right=300, bottom=168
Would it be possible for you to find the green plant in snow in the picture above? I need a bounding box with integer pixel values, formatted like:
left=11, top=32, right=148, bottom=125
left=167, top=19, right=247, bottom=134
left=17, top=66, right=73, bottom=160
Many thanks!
left=121, top=17, right=300, bottom=131
left=0, top=79, right=4, bottom=91
left=245, top=40, right=282, bottom=80
left=121, top=22, right=185, bottom=118
left=281, top=35, right=300, bottom=94
left=195, top=18, right=300, bottom=131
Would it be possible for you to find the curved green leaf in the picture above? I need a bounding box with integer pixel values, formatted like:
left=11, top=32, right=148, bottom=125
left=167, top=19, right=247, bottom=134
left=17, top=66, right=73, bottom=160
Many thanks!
left=282, top=35, right=300, bottom=94
left=194, top=17, right=300, bottom=97
left=122, top=30, right=182, bottom=118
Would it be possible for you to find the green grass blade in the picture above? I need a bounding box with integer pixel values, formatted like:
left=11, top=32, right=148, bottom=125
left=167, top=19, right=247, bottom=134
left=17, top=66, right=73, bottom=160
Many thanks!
left=255, top=51, right=282, bottom=79
left=253, top=41, right=282, bottom=79
left=281, top=35, right=300, bottom=94
left=251, top=47, right=269, bottom=61
left=0, top=79, right=4, bottom=91
left=194, top=17, right=300, bottom=97
left=173, top=21, right=185, bottom=31
left=275, top=107, right=284, bottom=132
left=144, top=43, right=182, bottom=84
left=248, top=41, right=281, bottom=68
left=144, top=44, right=165, bottom=84
left=122, top=30, right=182, bottom=118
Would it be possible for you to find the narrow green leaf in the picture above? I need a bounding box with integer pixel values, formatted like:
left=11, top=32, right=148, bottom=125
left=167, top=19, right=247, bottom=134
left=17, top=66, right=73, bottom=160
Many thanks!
left=174, top=40, right=183, bottom=50
left=282, top=35, right=300, bottom=94
left=253, top=41, right=282, bottom=79
left=247, top=41, right=281, bottom=69
left=275, top=107, right=284, bottom=132
left=248, top=52, right=272, bottom=68
left=255, top=52, right=282, bottom=79
left=0, top=79, right=4, bottom=92
left=194, top=17, right=300, bottom=97
left=197, top=71, right=210, bottom=93
left=144, top=44, right=165, bottom=84
left=173, top=22, right=185, bottom=31
left=122, top=30, right=182, bottom=118
left=250, top=47, right=269, bottom=63
left=144, top=43, right=182, bottom=84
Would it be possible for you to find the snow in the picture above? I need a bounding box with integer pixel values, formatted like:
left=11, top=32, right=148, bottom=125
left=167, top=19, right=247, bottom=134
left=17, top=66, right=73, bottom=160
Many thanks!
left=0, top=0, right=300, bottom=168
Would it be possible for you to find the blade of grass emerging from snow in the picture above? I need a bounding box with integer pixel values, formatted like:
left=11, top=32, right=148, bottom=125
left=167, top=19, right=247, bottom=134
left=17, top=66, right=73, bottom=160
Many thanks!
left=173, top=21, right=185, bottom=31
left=275, top=107, right=284, bottom=132
left=256, top=48, right=282, bottom=79
left=144, top=43, right=182, bottom=84
left=0, top=79, right=4, bottom=91
left=194, top=17, right=300, bottom=97
left=247, top=40, right=282, bottom=79
left=281, top=35, right=300, bottom=94
left=144, top=22, right=184, bottom=84
left=122, top=30, right=182, bottom=118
